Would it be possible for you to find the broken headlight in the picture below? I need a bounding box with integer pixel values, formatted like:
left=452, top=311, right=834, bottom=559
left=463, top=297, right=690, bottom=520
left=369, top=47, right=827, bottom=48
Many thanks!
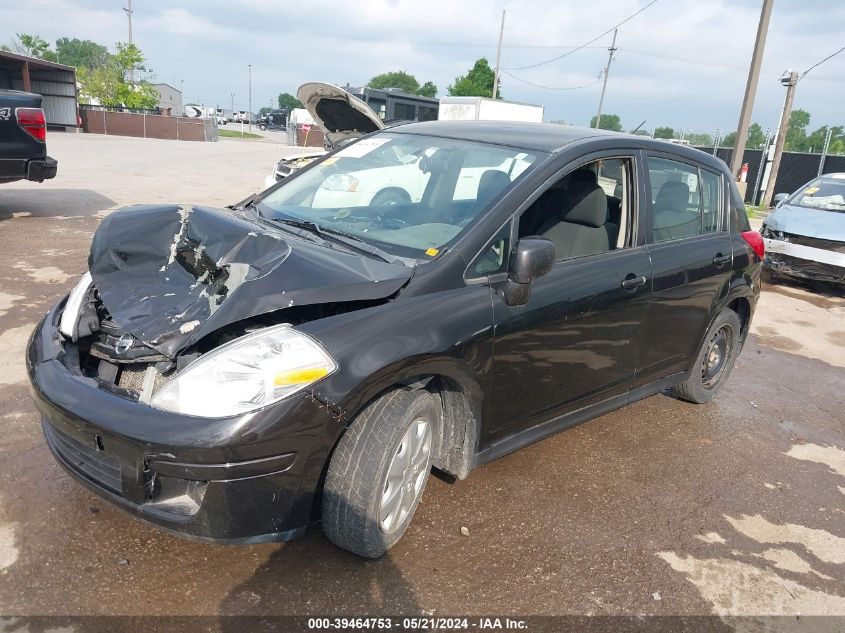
left=59, top=271, right=93, bottom=341
left=150, top=324, right=337, bottom=417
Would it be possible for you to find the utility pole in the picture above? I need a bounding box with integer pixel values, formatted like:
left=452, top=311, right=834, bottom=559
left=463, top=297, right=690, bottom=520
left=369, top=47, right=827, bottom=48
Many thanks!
left=124, top=0, right=134, bottom=83
left=230, top=92, right=235, bottom=115
left=818, top=127, right=833, bottom=177
left=248, top=64, right=252, bottom=133
left=492, top=10, right=506, bottom=99
left=761, top=70, right=798, bottom=209
left=729, top=0, right=774, bottom=178
left=594, top=29, right=618, bottom=129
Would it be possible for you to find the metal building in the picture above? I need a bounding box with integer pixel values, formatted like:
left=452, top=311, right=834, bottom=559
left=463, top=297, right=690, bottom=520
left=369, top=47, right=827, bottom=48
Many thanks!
left=0, top=51, right=79, bottom=128
left=150, top=82, right=183, bottom=116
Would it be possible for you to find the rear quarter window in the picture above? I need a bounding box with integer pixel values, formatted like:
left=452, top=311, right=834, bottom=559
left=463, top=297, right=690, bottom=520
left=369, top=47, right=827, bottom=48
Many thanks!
left=729, top=182, right=750, bottom=232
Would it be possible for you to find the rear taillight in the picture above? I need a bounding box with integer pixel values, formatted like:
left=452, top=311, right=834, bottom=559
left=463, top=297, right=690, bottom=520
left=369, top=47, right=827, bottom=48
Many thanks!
left=741, top=230, right=765, bottom=259
left=16, top=107, right=46, bottom=142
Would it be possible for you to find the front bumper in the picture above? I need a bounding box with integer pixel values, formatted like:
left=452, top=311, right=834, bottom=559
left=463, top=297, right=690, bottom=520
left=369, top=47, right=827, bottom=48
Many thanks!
left=27, top=305, right=341, bottom=544
left=763, top=237, right=845, bottom=284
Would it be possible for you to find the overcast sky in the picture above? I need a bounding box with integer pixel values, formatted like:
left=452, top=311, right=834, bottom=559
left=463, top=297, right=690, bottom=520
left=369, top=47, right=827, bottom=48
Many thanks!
left=2, top=0, right=843, bottom=135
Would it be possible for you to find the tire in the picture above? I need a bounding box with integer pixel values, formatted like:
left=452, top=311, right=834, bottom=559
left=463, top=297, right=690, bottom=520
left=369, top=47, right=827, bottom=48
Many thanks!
left=671, top=308, right=742, bottom=404
left=322, top=388, right=438, bottom=558
left=369, top=188, right=411, bottom=207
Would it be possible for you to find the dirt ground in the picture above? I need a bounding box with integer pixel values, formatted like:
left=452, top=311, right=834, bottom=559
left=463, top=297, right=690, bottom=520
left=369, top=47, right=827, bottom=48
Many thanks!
left=0, top=133, right=843, bottom=626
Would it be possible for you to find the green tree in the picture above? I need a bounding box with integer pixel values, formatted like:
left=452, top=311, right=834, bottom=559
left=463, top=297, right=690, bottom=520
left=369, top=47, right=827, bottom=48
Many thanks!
left=687, top=132, right=714, bottom=146
left=77, top=42, right=156, bottom=109
left=367, top=72, right=437, bottom=97
left=55, top=37, right=110, bottom=69
left=258, top=106, right=273, bottom=116
left=805, top=125, right=845, bottom=154
left=785, top=108, right=810, bottom=152
left=368, top=70, right=420, bottom=94
left=417, top=81, right=437, bottom=98
left=448, top=58, right=500, bottom=98
left=653, top=126, right=674, bottom=139
left=721, top=131, right=736, bottom=148
left=7, top=33, right=55, bottom=60
left=746, top=123, right=766, bottom=149
left=589, top=113, right=622, bottom=132
left=278, top=92, right=303, bottom=110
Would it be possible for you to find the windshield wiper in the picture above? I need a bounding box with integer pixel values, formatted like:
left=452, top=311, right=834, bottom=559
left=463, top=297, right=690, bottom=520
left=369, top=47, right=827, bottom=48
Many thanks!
left=268, top=218, right=335, bottom=248
left=272, top=218, right=406, bottom=266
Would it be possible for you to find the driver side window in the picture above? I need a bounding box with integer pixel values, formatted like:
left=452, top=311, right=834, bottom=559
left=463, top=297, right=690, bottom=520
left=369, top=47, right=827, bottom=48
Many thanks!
left=518, top=157, right=633, bottom=261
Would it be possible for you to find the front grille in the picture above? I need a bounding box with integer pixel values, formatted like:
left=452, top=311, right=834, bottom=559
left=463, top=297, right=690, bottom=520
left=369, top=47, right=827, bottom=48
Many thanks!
left=783, top=233, right=845, bottom=254
left=44, top=423, right=123, bottom=494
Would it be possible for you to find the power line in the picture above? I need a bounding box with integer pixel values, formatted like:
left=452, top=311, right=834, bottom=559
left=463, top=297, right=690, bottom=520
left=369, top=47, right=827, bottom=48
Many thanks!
left=501, top=69, right=602, bottom=91
left=801, top=45, right=845, bottom=80
left=504, top=0, right=660, bottom=71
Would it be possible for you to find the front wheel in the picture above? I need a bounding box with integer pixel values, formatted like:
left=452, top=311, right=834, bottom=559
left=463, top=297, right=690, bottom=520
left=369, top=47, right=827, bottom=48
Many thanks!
left=672, top=308, right=742, bottom=404
left=322, top=388, right=438, bottom=558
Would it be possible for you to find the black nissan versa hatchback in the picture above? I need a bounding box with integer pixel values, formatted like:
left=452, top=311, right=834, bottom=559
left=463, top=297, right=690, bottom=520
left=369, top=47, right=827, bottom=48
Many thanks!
left=27, top=118, right=763, bottom=558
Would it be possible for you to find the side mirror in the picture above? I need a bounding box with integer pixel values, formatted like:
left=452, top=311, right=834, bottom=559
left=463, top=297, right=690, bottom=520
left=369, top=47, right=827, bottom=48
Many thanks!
left=502, top=238, right=555, bottom=306
left=773, top=193, right=789, bottom=207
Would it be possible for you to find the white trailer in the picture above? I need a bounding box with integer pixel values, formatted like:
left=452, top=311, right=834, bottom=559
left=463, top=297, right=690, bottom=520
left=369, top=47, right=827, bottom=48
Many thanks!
left=438, top=96, right=544, bottom=123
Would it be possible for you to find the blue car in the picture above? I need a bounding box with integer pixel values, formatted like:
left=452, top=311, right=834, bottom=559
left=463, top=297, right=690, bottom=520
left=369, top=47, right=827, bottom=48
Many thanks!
left=761, top=174, right=845, bottom=286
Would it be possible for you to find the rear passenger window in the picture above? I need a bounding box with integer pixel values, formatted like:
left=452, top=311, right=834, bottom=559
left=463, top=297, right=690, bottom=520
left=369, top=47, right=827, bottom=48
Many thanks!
left=648, top=157, right=724, bottom=242
left=648, top=157, right=701, bottom=242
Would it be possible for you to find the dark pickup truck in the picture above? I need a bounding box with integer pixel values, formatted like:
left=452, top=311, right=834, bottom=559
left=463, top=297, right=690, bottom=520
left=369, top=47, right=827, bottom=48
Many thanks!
left=0, top=89, right=57, bottom=184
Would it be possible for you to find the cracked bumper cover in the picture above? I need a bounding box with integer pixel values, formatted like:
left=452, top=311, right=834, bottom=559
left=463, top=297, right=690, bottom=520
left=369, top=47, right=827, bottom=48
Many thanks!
left=26, top=306, right=342, bottom=544
left=763, top=237, right=845, bottom=284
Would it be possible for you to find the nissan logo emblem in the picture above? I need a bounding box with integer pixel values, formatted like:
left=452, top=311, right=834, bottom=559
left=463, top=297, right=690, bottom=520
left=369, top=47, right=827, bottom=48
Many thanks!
left=114, top=333, right=134, bottom=356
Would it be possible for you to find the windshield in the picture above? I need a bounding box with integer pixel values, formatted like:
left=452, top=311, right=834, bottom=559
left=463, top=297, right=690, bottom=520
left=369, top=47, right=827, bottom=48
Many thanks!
left=257, top=132, right=542, bottom=259
left=787, top=177, right=845, bottom=212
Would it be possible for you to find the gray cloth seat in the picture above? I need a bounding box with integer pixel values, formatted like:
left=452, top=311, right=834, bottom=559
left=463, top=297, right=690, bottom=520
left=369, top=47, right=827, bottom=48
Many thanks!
left=539, top=180, right=610, bottom=260
left=653, top=181, right=699, bottom=241
left=522, top=169, right=598, bottom=237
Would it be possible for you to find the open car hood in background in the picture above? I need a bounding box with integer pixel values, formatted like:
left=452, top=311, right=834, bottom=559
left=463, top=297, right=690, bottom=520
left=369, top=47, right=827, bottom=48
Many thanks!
left=89, top=204, right=412, bottom=358
left=765, top=203, right=845, bottom=242
left=296, top=82, right=384, bottom=147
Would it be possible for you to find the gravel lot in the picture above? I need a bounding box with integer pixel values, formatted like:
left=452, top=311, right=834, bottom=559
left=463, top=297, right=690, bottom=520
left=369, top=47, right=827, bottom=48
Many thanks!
left=0, top=132, right=843, bottom=624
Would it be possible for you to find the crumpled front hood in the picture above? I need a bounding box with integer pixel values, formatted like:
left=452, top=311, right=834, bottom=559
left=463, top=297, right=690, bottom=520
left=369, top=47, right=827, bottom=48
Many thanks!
left=89, top=204, right=412, bottom=358
left=765, top=204, right=845, bottom=241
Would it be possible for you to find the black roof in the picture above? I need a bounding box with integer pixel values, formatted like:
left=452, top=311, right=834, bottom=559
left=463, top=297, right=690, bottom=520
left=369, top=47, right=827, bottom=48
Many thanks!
left=391, top=120, right=730, bottom=173
left=390, top=120, right=618, bottom=152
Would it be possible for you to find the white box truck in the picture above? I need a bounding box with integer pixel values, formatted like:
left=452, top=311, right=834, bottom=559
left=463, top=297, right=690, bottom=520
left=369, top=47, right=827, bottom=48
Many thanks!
left=438, top=97, right=544, bottom=123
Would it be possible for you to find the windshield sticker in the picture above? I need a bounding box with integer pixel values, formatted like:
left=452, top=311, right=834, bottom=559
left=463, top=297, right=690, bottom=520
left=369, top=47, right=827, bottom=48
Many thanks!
left=804, top=187, right=820, bottom=195
left=336, top=138, right=390, bottom=159
left=322, top=156, right=339, bottom=166
left=425, top=247, right=440, bottom=257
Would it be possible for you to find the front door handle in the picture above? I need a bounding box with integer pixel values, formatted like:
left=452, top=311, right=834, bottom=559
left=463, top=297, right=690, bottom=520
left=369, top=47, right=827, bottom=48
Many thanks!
left=713, top=253, right=731, bottom=268
left=621, top=275, right=648, bottom=290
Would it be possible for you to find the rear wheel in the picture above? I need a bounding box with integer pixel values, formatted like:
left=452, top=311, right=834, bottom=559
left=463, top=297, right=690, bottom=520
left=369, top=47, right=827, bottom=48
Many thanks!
left=322, top=388, right=438, bottom=558
left=672, top=308, right=742, bottom=404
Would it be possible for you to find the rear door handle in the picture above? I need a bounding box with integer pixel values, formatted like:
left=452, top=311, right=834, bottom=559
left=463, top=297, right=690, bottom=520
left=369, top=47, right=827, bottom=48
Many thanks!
left=713, top=253, right=731, bottom=268
left=621, top=275, right=648, bottom=290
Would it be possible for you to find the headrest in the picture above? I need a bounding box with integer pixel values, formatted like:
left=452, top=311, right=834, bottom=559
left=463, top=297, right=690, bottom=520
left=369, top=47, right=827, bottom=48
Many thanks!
left=477, top=170, right=512, bottom=204
left=568, top=169, right=598, bottom=186
left=564, top=181, right=607, bottom=228
left=655, top=181, right=690, bottom=212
